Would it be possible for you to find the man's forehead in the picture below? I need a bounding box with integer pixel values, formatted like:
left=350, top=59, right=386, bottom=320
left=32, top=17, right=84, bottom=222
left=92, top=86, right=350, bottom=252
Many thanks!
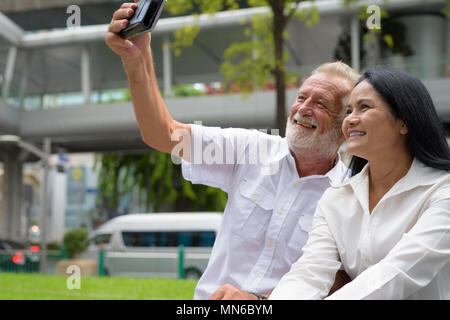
left=299, top=74, right=351, bottom=98
left=300, top=74, right=344, bottom=90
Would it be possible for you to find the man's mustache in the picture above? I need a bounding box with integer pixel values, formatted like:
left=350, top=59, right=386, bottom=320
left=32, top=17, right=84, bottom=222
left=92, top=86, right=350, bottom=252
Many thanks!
left=292, top=114, right=319, bottom=128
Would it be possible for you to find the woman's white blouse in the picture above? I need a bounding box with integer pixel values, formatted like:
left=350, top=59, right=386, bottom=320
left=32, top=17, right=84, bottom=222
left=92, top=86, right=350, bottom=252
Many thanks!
left=270, top=158, right=450, bottom=300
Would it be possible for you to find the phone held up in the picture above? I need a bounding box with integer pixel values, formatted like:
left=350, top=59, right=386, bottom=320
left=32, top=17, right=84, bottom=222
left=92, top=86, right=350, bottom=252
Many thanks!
left=119, top=0, right=167, bottom=39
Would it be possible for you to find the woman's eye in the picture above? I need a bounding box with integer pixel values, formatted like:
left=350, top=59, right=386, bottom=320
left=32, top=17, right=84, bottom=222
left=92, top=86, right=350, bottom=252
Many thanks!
left=345, top=108, right=352, bottom=115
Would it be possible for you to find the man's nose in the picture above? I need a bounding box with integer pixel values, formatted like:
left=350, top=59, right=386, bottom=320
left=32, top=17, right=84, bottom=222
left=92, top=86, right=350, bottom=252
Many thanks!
left=297, top=99, right=314, bottom=116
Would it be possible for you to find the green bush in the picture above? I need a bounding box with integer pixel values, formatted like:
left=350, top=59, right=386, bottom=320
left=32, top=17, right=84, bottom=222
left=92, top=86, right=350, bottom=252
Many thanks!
left=63, top=228, right=89, bottom=259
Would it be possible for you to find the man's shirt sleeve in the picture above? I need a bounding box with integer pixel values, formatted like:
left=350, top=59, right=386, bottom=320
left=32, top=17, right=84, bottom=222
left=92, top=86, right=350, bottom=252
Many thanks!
left=181, top=124, right=255, bottom=193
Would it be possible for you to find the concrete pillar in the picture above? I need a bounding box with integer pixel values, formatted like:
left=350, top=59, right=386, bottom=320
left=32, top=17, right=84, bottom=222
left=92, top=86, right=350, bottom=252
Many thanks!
left=163, top=35, right=173, bottom=97
left=398, top=14, right=447, bottom=79
left=39, top=138, right=51, bottom=274
left=1, top=147, right=23, bottom=241
left=446, top=19, right=450, bottom=77
left=351, top=14, right=360, bottom=73
left=19, top=50, right=32, bottom=109
left=2, top=46, right=17, bottom=100
left=81, top=46, right=91, bottom=104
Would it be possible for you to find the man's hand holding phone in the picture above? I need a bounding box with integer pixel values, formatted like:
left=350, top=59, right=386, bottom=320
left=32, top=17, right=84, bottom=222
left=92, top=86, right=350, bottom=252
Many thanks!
left=105, top=1, right=150, bottom=62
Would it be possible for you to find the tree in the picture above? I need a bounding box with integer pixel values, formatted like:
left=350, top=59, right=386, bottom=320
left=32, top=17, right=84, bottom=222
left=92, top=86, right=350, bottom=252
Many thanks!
left=95, top=152, right=228, bottom=216
left=167, top=0, right=320, bottom=136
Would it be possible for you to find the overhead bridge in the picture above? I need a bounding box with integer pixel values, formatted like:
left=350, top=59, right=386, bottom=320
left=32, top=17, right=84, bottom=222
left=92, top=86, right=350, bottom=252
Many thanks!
left=0, top=89, right=299, bottom=153
left=2, top=75, right=450, bottom=154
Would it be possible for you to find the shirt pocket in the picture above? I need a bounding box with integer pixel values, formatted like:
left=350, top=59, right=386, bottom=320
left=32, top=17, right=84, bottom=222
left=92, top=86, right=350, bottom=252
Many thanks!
left=298, top=214, right=314, bottom=233
left=232, top=178, right=275, bottom=240
left=285, top=214, right=314, bottom=262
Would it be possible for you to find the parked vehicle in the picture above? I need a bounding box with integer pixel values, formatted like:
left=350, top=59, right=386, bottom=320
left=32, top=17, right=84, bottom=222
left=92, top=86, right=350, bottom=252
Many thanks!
left=0, top=239, right=40, bottom=273
left=83, top=212, right=222, bottom=279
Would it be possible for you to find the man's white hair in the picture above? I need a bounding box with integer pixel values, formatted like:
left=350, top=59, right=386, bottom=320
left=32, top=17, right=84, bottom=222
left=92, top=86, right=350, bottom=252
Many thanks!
left=311, top=61, right=360, bottom=85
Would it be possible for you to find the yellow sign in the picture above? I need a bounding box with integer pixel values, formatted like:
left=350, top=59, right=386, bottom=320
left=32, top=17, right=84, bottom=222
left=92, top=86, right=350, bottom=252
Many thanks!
left=71, top=167, right=83, bottom=181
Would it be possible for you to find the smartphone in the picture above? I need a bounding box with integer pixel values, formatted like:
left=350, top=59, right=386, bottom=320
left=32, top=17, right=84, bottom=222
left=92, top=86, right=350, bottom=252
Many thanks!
left=119, top=0, right=167, bottom=39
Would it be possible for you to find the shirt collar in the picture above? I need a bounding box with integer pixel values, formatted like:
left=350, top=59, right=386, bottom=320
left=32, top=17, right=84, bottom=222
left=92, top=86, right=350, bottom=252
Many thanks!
left=282, top=139, right=349, bottom=184
left=347, top=157, right=448, bottom=200
left=326, top=153, right=350, bottom=185
left=389, top=157, right=448, bottom=196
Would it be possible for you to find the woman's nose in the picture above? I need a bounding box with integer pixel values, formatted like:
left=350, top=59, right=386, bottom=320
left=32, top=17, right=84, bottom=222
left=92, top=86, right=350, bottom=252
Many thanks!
left=347, top=115, right=360, bottom=126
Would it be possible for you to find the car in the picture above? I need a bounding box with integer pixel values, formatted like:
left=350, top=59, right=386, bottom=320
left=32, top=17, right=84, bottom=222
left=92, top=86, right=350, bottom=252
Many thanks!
left=0, top=239, right=40, bottom=273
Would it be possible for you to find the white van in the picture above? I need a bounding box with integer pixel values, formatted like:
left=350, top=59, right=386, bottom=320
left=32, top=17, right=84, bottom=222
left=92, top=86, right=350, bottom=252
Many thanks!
left=86, top=212, right=222, bottom=279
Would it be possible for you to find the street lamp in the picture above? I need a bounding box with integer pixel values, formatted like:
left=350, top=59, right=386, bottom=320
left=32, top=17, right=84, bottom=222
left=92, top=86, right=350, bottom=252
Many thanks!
left=0, top=135, right=51, bottom=273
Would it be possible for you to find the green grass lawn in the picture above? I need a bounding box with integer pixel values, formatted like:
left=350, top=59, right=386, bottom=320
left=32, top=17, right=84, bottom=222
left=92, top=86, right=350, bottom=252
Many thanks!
left=0, top=273, right=197, bottom=300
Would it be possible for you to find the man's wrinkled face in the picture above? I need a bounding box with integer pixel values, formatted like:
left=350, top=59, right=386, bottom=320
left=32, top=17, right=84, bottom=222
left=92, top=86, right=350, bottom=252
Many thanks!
left=286, top=73, right=352, bottom=158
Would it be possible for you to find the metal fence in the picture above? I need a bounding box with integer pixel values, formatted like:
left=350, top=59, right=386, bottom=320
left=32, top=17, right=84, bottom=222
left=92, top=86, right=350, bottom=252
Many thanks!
left=1, top=246, right=205, bottom=279
left=0, top=249, right=61, bottom=274
left=97, top=245, right=207, bottom=280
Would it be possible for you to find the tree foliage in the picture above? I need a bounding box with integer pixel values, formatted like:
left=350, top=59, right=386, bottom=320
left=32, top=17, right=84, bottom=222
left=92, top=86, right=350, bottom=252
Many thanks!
left=95, top=151, right=227, bottom=215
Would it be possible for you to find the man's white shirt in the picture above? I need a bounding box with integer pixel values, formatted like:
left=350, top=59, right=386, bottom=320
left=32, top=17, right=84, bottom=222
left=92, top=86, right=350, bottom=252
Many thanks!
left=181, top=124, right=348, bottom=300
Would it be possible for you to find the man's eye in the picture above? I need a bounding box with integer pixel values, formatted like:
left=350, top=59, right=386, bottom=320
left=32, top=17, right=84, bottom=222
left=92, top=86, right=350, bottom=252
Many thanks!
left=361, top=104, right=370, bottom=110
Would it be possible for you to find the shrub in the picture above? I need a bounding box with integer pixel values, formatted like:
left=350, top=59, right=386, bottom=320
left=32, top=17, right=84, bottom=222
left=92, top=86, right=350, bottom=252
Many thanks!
left=63, top=228, right=89, bottom=259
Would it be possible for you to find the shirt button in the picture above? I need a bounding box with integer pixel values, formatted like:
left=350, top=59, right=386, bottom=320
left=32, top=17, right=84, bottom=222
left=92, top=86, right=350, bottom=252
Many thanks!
left=365, top=258, right=371, bottom=265
left=252, top=194, right=258, bottom=201
left=278, top=209, right=285, bottom=215
left=267, top=241, right=273, bottom=247
left=293, top=181, right=300, bottom=187
left=254, top=271, right=261, bottom=278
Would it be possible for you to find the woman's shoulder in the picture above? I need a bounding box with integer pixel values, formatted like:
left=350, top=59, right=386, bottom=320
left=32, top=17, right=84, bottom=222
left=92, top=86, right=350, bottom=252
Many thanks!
left=320, top=181, right=355, bottom=204
left=318, top=168, right=367, bottom=210
left=329, top=166, right=367, bottom=189
left=427, top=170, right=450, bottom=201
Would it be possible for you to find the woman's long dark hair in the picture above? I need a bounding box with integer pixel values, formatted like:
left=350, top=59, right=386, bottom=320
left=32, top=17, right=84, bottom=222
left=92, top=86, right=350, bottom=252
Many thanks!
left=348, top=67, right=450, bottom=177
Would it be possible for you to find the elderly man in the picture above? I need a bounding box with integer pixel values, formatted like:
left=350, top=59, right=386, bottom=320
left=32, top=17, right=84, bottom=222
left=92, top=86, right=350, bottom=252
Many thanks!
left=106, top=2, right=360, bottom=300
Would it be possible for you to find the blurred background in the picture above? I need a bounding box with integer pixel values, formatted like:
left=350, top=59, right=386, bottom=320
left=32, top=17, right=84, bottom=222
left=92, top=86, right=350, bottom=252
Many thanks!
left=0, top=0, right=449, bottom=285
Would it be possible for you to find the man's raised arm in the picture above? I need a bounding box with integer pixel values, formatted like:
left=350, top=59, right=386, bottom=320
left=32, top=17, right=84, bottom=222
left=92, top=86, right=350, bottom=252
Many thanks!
left=105, top=1, right=191, bottom=161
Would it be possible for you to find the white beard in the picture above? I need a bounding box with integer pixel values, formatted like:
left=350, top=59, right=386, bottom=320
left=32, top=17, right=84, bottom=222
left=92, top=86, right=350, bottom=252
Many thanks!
left=286, top=117, right=342, bottom=159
